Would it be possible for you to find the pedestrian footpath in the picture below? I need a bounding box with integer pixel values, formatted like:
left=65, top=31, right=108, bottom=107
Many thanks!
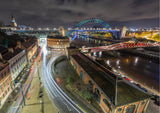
left=21, top=63, right=58, bottom=113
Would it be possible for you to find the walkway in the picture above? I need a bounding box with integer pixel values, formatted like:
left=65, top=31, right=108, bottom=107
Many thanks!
left=21, top=62, right=58, bottom=113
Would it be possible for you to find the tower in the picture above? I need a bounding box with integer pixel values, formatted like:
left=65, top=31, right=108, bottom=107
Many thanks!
left=121, top=26, right=127, bottom=38
left=11, top=15, right=17, bottom=27
left=59, top=26, right=65, bottom=36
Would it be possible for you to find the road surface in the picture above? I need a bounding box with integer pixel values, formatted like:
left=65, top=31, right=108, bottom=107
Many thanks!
left=41, top=49, right=84, bottom=113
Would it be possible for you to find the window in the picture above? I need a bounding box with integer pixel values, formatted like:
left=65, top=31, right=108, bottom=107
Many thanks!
left=4, top=71, right=6, bottom=76
left=7, top=68, right=9, bottom=73
left=0, top=86, right=3, bottom=92
left=103, top=99, right=112, bottom=111
left=126, top=105, right=136, bottom=113
left=3, top=82, right=5, bottom=87
left=1, top=73, right=3, bottom=78
left=141, top=101, right=145, bottom=105
left=80, top=71, right=83, bottom=80
left=117, top=108, right=122, bottom=112
left=9, top=76, right=12, bottom=80
left=7, top=81, right=9, bottom=85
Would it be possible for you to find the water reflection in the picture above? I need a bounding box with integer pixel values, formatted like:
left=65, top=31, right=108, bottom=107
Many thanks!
left=107, top=56, right=159, bottom=91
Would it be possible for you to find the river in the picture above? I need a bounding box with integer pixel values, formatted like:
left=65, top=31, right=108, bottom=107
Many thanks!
left=103, top=52, right=159, bottom=92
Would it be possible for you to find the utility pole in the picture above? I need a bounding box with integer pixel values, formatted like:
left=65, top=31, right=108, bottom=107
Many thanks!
left=115, top=76, right=118, bottom=106
left=37, top=63, right=40, bottom=81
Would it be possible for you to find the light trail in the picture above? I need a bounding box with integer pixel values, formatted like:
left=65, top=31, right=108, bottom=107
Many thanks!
left=10, top=49, right=43, bottom=113
left=41, top=49, right=85, bottom=113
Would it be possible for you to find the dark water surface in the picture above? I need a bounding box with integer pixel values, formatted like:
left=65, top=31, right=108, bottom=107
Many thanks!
left=106, top=56, right=159, bottom=91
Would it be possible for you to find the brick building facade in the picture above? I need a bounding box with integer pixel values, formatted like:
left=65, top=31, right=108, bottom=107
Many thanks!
left=67, top=48, right=151, bottom=113
left=0, top=61, right=12, bottom=108
left=17, top=36, right=37, bottom=62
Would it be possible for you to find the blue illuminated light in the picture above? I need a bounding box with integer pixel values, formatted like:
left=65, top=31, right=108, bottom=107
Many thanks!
left=72, top=34, right=77, bottom=40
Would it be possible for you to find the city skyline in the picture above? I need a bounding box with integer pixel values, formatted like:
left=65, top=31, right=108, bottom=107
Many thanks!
left=0, top=0, right=159, bottom=28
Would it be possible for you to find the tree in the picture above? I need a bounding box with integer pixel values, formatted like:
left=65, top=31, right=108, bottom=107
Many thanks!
left=67, top=76, right=74, bottom=85
left=83, top=90, right=92, bottom=101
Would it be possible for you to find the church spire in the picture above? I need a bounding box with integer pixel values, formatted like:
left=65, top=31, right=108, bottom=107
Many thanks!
left=11, top=14, right=17, bottom=27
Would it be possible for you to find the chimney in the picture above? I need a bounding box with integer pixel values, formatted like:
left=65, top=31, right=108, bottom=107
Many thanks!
left=17, top=41, right=22, bottom=48
left=8, top=48, right=14, bottom=53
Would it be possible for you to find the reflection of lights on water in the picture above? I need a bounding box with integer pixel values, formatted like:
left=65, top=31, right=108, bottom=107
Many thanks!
left=135, top=57, right=139, bottom=64
left=116, top=60, right=120, bottom=65
left=106, top=60, right=110, bottom=65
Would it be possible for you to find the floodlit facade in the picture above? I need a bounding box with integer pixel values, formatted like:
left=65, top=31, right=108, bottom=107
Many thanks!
left=47, top=35, right=70, bottom=51
left=2, top=48, right=27, bottom=83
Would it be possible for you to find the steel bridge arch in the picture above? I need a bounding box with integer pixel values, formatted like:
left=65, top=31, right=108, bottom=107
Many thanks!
left=66, top=18, right=117, bottom=40
left=75, top=18, right=110, bottom=28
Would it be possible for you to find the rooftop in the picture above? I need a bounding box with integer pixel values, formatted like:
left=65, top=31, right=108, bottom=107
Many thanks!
left=0, top=46, right=8, bottom=55
left=0, top=60, right=8, bottom=72
left=67, top=46, right=78, bottom=49
left=47, top=35, right=69, bottom=39
left=22, top=38, right=37, bottom=49
left=71, top=53, right=151, bottom=107
left=3, top=48, right=24, bottom=61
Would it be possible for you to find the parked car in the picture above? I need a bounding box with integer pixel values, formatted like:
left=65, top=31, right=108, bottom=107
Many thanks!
left=135, top=84, right=141, bottom=88
left=141, top=87, right=148, bottom=92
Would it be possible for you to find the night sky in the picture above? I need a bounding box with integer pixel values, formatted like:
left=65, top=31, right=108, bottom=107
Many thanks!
left=0, top=0, right=159, bottom=28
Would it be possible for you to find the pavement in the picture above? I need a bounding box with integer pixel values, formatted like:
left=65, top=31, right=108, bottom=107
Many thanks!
left=146, top=100, right=160, bottom=113
left=21, top=62, right=58, bottom=113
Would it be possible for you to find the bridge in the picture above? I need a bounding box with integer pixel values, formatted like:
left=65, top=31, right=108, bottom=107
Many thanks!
left=10, top=18, right=119, bottom=40
left=81, top=42, right=160, bottom=53
left=12, top=29, right=59, bottom=37
left=66, top=18, right=119, bottom=40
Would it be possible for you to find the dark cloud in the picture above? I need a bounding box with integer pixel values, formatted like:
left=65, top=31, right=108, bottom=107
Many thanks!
left=0, top=0, right=158, bottom=27
left=132, top=0, right=154, bottom=7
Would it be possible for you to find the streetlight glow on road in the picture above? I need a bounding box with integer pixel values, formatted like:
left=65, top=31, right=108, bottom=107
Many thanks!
left=106, top=60, right=110, bottom=65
